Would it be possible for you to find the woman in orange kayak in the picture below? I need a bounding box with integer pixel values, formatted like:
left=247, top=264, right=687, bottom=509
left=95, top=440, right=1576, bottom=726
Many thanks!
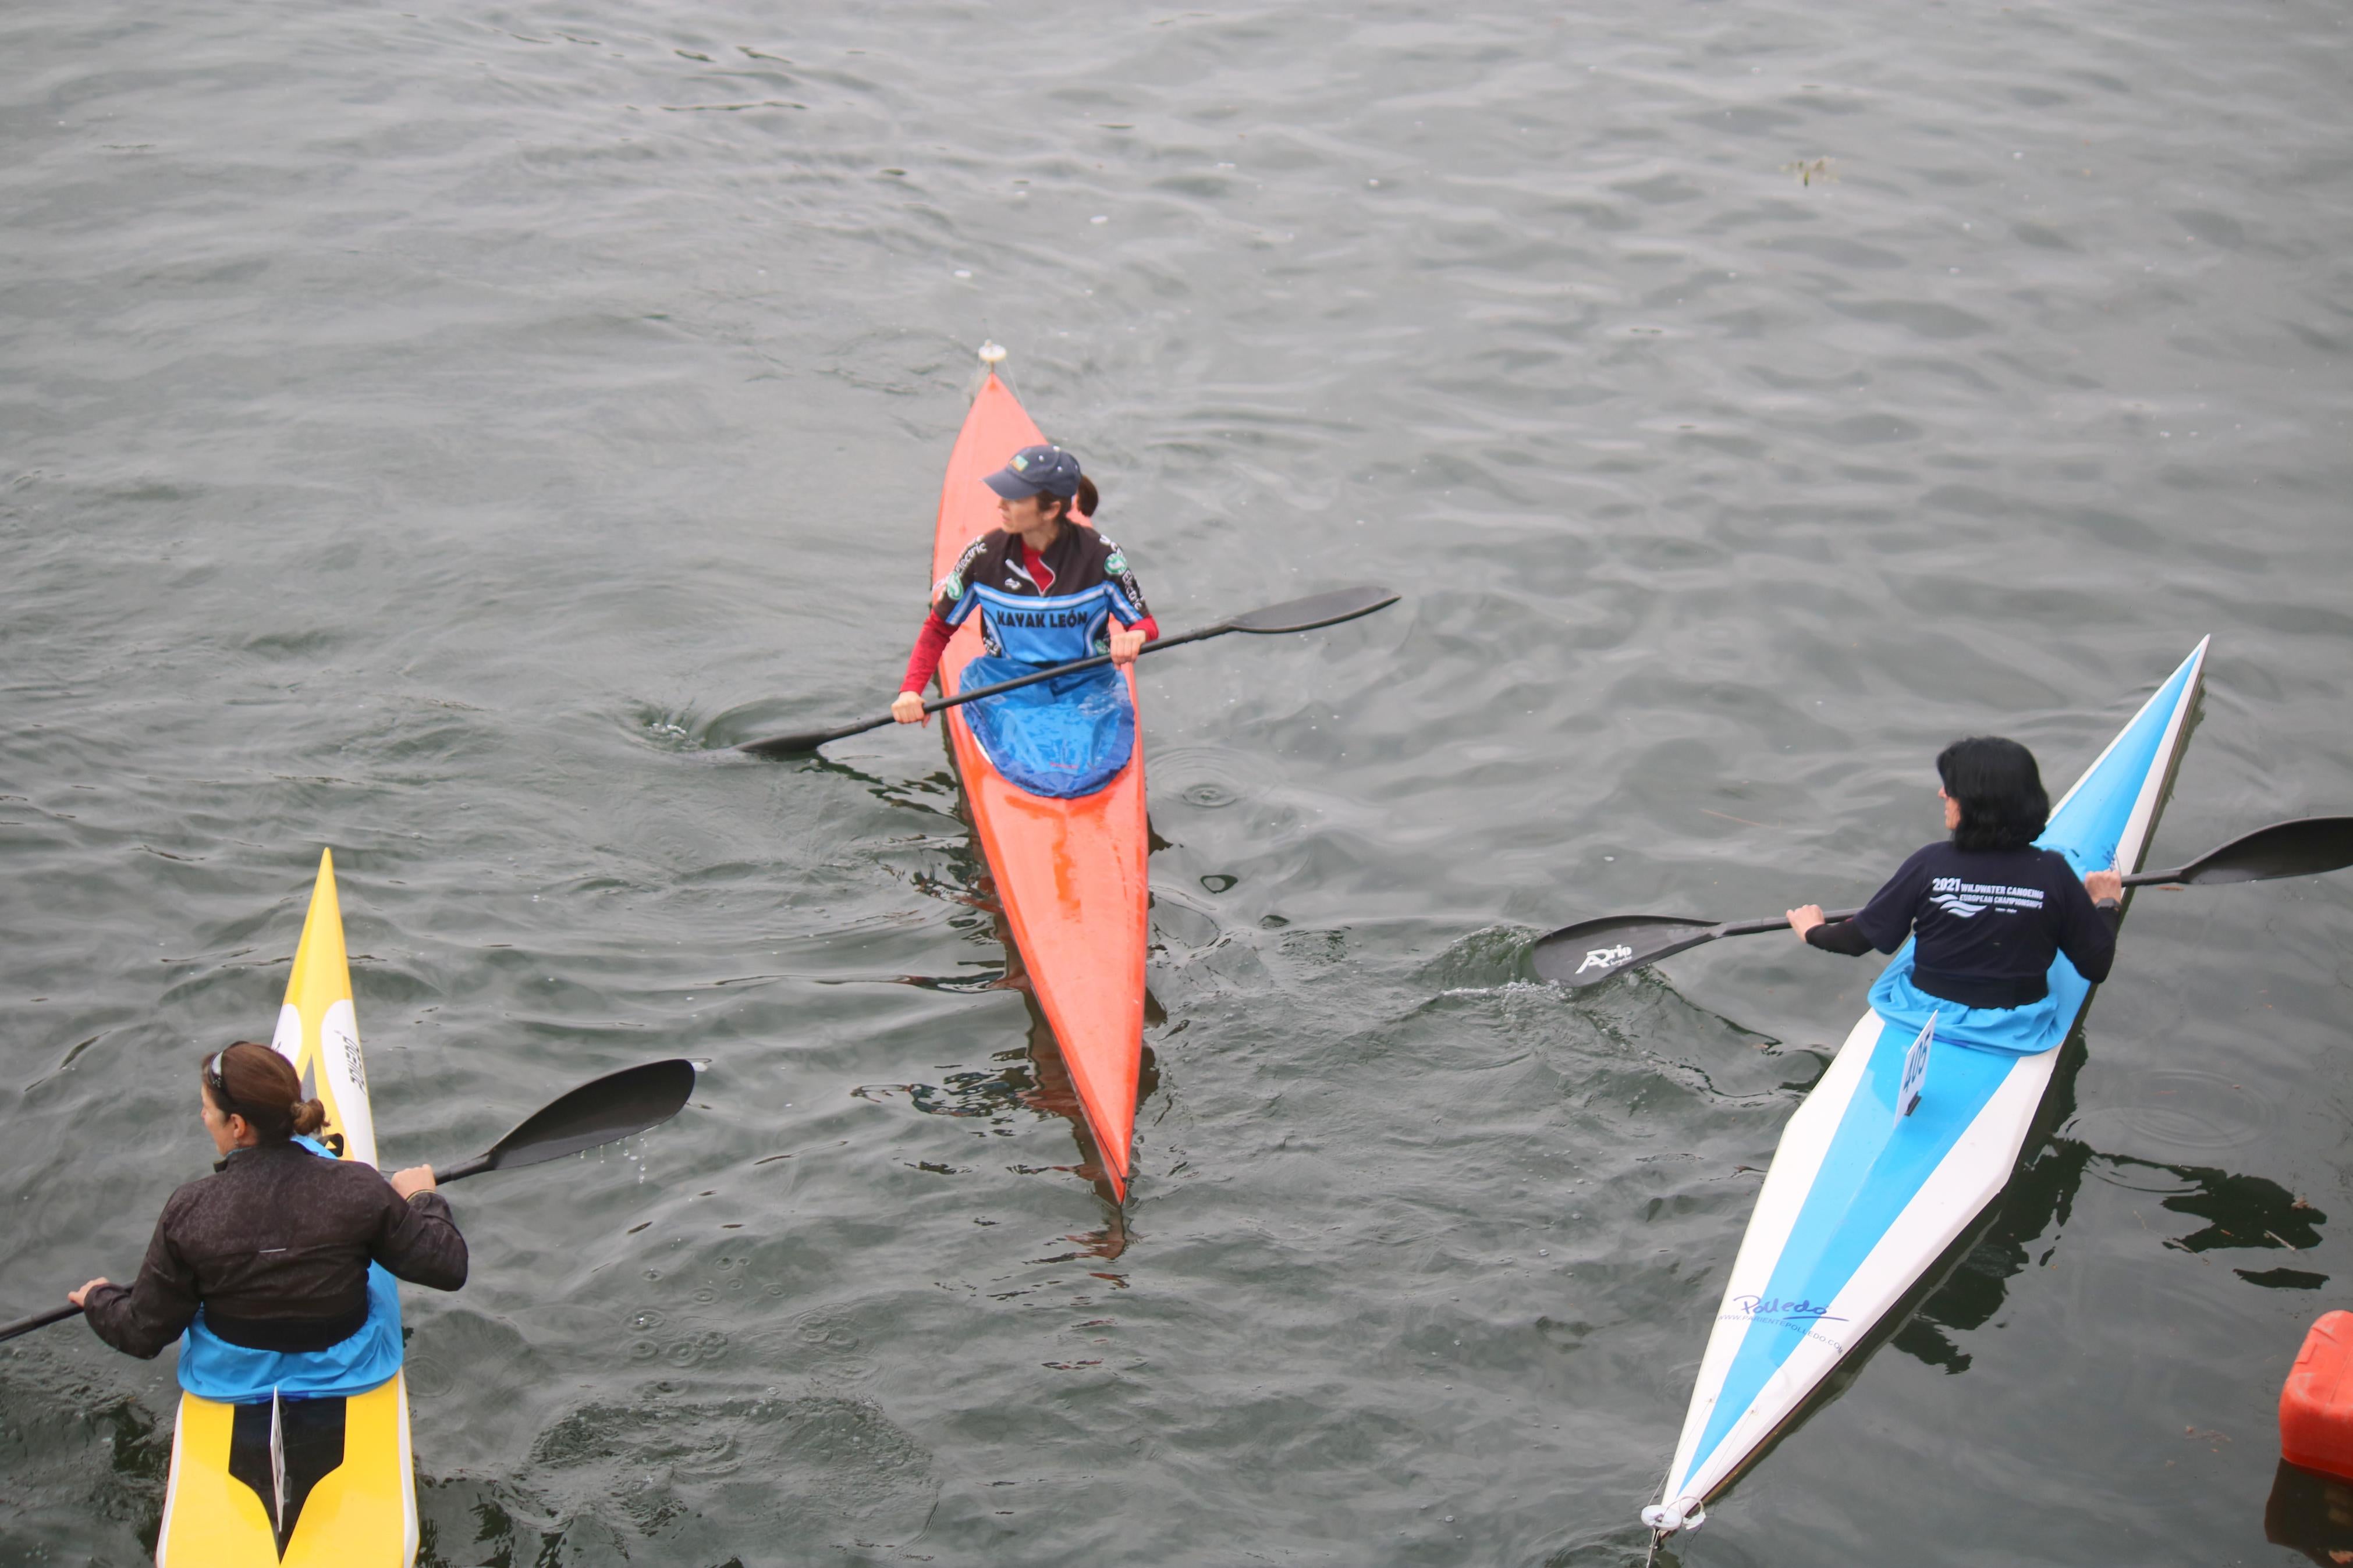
left=891, top=444, right=1158, bottom=798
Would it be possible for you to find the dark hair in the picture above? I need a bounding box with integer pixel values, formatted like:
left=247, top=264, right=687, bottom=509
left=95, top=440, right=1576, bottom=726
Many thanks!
left=1041, top=475, right=1101, bottom=524
left=201, top=1040, right=327, bottom=1142
left=1936, top=736, right=2049, bottom=852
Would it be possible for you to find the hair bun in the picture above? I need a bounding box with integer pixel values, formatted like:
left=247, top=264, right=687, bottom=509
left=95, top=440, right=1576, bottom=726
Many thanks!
left=205, top=1042, right=318, bottom=1144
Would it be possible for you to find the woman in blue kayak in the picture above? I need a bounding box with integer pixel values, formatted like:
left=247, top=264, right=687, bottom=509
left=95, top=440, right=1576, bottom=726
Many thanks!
left=1787, top=736, right=2125, bottom=1048
left=892, top=444, right=1158, bottom=798
left=68, top=1041, right=466, bottom=1396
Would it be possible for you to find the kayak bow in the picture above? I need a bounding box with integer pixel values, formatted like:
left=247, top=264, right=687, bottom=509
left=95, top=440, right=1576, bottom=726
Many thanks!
left=929, top=355, right=1148, bottom=1199
left=1643, top=638, right=2209, bottom=1534
left=156, top=850, right=418, bottom=1566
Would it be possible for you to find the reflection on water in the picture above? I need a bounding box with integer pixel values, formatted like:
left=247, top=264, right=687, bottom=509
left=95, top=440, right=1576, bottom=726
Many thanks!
left=2265, top=1459, right=2353, bottom=1567
left=8, top=0, right=2350, bottom=1558
left=856, top=915, right=1160, bottom=1262
left=1898, top=1035, right=2332, bottom=1373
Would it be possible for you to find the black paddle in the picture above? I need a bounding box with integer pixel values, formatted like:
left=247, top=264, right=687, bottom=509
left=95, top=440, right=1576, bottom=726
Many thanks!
left=0, top=1058, right=698, bottom=1345
left=736, top=585, right=1400, bottom=759
left=1530, top=815, right=2353, bottom=990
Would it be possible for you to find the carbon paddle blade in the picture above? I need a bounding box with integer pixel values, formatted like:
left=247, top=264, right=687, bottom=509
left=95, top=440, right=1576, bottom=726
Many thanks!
left=2153, top=815, right=2353, bottom=886
left=1529, top=915, right=1725, bottom=988
left=739, top=716, right=886, bottom=759
left=738, top=731, right=829, bottom=759
left=471, top=1058, right=698, bottom=1175
left=1227, top=586, right=1399, bottom=635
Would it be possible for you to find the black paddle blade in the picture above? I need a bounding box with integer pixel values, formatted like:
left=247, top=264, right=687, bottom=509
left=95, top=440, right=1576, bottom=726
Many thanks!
left=1530, top=915, right=1724, bottom=988
left=738, top=716, right=883, bottom=759
left=2164, top=815, right=2353, bottom=886
left=739, top=730, right=833, bottom=759
left=480, top=1058, right=697, bottom=1173
left=1227, top=586, right=1399, bottom=635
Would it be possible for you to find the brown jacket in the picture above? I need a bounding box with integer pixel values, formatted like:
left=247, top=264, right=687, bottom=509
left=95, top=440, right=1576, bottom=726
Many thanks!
left=82, top=1140, right=466, bottom=1357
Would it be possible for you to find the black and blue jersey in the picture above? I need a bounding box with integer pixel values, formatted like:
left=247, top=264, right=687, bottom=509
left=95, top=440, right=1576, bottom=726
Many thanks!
left=930, top=525, right=1152, bottom=666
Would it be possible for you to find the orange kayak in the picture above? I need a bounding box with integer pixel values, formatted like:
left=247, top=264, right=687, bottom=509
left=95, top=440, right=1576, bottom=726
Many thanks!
left=929, top=362, right=1147, bottom=1199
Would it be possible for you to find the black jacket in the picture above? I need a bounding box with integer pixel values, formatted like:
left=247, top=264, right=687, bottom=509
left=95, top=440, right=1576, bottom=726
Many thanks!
left=1808, top=841, right=2119, bottom=1009
left=81, top=1140, right=467, bottom=1358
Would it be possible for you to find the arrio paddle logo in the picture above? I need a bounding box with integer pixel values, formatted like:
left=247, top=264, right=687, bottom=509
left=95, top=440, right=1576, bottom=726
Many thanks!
left=1577, top=943, right=1634, bottom=974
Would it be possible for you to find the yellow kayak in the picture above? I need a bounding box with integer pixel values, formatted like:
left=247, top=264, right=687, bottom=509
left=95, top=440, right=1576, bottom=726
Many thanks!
left=154, top=849, right=417, bottom=1566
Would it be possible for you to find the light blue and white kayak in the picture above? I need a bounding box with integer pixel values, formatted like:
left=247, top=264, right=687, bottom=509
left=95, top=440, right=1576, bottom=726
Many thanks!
left=1641, top=637, right=2209, bottom=1534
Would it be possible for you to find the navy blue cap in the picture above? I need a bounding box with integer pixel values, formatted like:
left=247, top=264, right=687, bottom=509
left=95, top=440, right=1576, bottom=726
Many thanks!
left=984, top=444, right=1083, bottom=500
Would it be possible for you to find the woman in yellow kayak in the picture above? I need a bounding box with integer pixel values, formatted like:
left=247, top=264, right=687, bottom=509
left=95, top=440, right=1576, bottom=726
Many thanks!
left=891, top=443, right=1158, bottom=798
left=68, top=1041, right=466, bottom=1398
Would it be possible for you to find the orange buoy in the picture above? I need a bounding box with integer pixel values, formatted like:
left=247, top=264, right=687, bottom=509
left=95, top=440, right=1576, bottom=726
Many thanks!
left=2281, top=1312, right=2353, bottom=1481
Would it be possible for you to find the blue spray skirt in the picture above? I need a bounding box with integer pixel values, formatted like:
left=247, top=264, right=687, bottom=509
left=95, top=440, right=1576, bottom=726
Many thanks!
left=178, top=1260, right=403, bottom=1402
left=1866, top=953, right=2073, bottom=1058
left=956, top=655, right=1135, bottom=800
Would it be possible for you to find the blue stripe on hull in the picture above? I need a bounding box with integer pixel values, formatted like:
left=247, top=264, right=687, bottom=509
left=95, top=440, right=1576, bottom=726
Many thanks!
left=1677, top=646, right=2202, bottom=1487
left=1685, top=1021, right=2014, bottom=1473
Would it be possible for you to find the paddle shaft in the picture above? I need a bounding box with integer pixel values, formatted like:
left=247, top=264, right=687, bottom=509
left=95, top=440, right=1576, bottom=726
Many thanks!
left=1581, top=846, right=2297, bottom=973
left=0, top=1162, right=482, bottom=1345
left=1703, top=832, right=2324, bottom=945
left=734, top=584, right=1398, bottom=759
left=1692, top=861, right=2226, bottom=948
left=1724, top=906, right=1862, bottom=939
left=3, top=1156, right=591, bottom=1342
left=750, top=624, right=1228, bottom=755
left=1746, top=863, right=2251, bottom=943
left=1535, top=816, right=2353, bottom=989
left=0, top=1057, right=694, bottom=1346
left=1702, top=870, right=2171, bottom=950
left=921, top=623, right=1223, bottom=713
left=0, top=1303, right=81, bottom=1343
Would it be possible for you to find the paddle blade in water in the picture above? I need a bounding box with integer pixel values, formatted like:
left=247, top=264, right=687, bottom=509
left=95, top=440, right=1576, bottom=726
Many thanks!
left=2163, top=815, right=2353, bottom=886
left=739, top=731, right=825, bottom=758
left=1529, top=915, right=1724, bottom=987
left=1227, top=586, right=1399, bottom=635
left=738, top=716, right=882, bottom=759
left=481, top=1058, right=698, bottom=1172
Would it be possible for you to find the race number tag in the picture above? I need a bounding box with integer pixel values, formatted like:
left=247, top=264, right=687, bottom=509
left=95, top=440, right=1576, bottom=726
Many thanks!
left=1895, top=1009, right=1935, bottom=1124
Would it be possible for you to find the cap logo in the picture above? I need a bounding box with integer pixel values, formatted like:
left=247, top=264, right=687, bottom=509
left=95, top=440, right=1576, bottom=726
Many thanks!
left=1010, top=455, right=1028, bottom=471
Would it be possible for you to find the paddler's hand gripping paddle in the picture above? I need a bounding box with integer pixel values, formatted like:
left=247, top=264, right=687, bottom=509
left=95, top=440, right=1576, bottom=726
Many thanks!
left=737, top=585, right=1400, bottom=759
left=1530, top=815, right=2353, bottom=989
left=0, top=1057, right=698, bottom=1344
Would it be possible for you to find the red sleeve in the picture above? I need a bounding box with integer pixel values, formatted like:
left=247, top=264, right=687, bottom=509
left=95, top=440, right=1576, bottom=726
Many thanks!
left=900, top=611, right=956, bottom=695
left=1131, top=616, right=1159, bottom=643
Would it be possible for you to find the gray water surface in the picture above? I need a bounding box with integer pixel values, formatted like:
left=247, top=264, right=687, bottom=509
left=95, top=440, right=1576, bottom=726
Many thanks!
left=5, top=2, right=2351, bottom=1564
